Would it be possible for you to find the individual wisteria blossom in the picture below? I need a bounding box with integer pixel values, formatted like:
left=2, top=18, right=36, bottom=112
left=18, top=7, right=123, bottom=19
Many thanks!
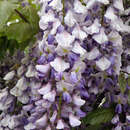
left=0, top=0, right=130, bottom=129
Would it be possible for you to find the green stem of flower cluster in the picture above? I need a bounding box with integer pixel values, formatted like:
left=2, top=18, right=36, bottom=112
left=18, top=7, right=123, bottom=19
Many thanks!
left=58, top=93, right=62, bottom=118
left=62, top=0, right=65, bottom=25
left=79, top=0, right=86, bottom=6
left=101, top=5, right=105, bottom=25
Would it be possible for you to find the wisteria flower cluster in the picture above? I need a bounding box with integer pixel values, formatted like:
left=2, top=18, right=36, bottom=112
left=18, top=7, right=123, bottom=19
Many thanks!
left=0, top=0, right=130, bottom=130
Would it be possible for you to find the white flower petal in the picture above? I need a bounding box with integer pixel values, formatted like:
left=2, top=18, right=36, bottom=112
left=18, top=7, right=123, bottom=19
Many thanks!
left=113, top=0, right=124, bottom=11
left=96, top=57, right=111, bottom=71
left=104, top=7, right=117, bottom=21
left=18, top=94, right=29, bottom=104
left=83, top=19, right=101, bottom=34
left=86, top=47, right=100, bottom=60
left=24, top=123, right=36, bottom=130
left=115, top=125, right=122, bottom=130
left=1, top=115, right=11, bottom=127
left=64, top=10, right=77, bottom=27
left=17, top=66, right=25, bottom=76
left=10, top=87, right=23, bottom=97
left=0, top=88, right=8, bottom=100
left=39, top=11, right=55, bottom=30
left=43, top=90, right=56, bottom=102
left=72, top=26, right=87, bottom=40
left=50, top=20, right=61, bottom=35
left=46, top=125, right=52, bottom=130
left=50, top=57, right=70, bottom=72
left=93, top=28, right=108, bottom=44
left=50, top=110, right=57, bottom=123
left=74, top=0, right=87, bottom=14
left=26, top=65, right=36, bottom=78
left=56, top=119, right=64, bottom=129
left=3, top=71, right=15, bottom=81
left=111, top=115, right=119, bottom=124
left=56, top=31, right=75, bottom=48
left=73, top=95, right=85, bottom=106
left=86, top=0, right=96, bottom=9
left=36, top=64, right=50, bottom=74
left=8, top=116, right=19, bottom=129
left=72, top=60, right=86, bottom=73
left=72, top=42, right=86, bottom=57
left=69, top=114, right=81, bottom=127
left=15, top=77, right=28, bottom=91
left=38, top=83, right=51, bottom=95
left=111, top=18, right=130, bottom=32
left=108, top=31, right=122, bottom=47
left=55, top=45, right=72, bottom=56
left=56, top=81, right=74, bottom=92
left=126, top=115, right=130, bottom=121
left=35, top=114, right=47, bottom=127
left=49, top=0, right=63, bottom=11
left=126, top=65, right=130, bottom=74
left=97, top=0, right=109, bottom=5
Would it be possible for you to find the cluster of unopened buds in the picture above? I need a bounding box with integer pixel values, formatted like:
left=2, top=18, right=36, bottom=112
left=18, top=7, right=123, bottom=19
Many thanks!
left=0, top=0, right=130, bottom=130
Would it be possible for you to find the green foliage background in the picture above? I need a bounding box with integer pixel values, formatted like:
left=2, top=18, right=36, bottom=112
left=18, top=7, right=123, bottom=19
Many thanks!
left=0, top=0, right=40, bottom=59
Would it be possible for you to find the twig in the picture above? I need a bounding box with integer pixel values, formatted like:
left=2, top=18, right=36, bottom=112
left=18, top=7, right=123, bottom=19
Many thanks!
left=14, top=9, right=29, bottom=23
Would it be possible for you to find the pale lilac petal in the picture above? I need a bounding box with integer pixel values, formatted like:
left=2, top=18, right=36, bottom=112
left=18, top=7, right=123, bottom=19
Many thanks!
left=15, top=77, right=28, bottom=90
left=56, top=119, right=64, bottom=129
left=72, top=26, right=87, bottom=40
left=24, top=123, right=36, bottom=130
left=69, top=114, right=81, bottom=127
left=86, top=47, right=100, bottom=60
left=74, top=0, right=86, bottom=14
left=113, top=0, right=124, bottom=11
left=55, top=31, right=75, bottom=48
left=70, top=72, right=78, bottom=83
left=83, top=19, right=101, bottom=34
left=104, top=7, right=117, bottom=21
left=73, top=95, right=85, bottom=106
left=46, top=125, right=52, bottom=130
left=111, top=115, right=119, bottom=124
left=3, top=71, right=15, bottom=81
left=43, top=90, right=56, bottom=102
left=64, top=10, right=77, bottom=27
left=36, top=64, right=50, bottom=74
left=50, top=110, right=57, bottom=123
left=25, top=65, right=36, bottom=78
left=49, top=0, right=63, bottom=11
left=93, top=28, right=108, bottom=44
left=63, top=92, right=72, bottom=103
left=96, top=57, right=111, bottom=71
left=72, top=42, right=86, bottom=57
left=97, top=0, right=109, bottom=5
left=38, top=83, right=52, bottom=95
left=35, top=114, right=47, bottom=127
left=50, top=57, right=70, bottom=72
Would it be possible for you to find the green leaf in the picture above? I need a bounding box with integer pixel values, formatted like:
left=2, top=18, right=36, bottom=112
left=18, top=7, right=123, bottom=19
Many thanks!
left=5, top=22, right=33, bottom=43
left=0, top=36, right=19, bottom=59
left=82, top=107, right=114, bottom=125
left=85, top=125, right=102, bottom=130
left=5, top=5, right=39, bottom=43
left=0, top=1, right=18, bottom=31
left=118, top=72, right=127, bottom=94
left=127, top=76, right=130, bottom=86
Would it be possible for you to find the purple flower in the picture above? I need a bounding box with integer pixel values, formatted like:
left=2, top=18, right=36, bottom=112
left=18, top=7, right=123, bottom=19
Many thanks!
left=47, top=34, right=55, bottom=45
left=75, top=108, right=86, bottom=117
left=37, top=54, right=46, bottom=64
left=63, top=92, right=72, bottom=103
left=70, top=72, right=78, bottom=83
left=115, top=104, right=122, bottom=114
